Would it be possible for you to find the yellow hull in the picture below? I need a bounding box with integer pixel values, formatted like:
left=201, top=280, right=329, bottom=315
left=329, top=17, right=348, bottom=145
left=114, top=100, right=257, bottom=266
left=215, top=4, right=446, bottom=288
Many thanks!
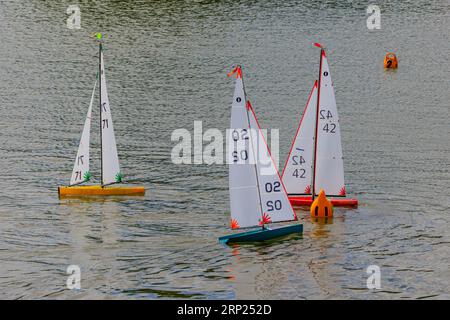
left=58, top=185, right=145, bottom=197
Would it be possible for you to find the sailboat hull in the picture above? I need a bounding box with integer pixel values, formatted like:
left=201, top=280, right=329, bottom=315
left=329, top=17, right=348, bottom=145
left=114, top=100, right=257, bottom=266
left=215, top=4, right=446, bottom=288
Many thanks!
left=289, top=196, right=358, bottom=207
left=58, top=185, right=145, bottom=197
left=219, top=224, right=303, bottom=244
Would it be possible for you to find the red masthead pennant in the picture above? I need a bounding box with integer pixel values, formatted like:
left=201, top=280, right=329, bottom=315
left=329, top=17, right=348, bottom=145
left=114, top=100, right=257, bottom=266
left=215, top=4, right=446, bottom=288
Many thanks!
left=314, top=43, right=327, bottom=57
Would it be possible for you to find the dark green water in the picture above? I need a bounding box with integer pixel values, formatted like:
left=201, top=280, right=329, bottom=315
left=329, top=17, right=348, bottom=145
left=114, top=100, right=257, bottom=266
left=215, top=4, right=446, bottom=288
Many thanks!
left=0, top=0, right=448, bottom=299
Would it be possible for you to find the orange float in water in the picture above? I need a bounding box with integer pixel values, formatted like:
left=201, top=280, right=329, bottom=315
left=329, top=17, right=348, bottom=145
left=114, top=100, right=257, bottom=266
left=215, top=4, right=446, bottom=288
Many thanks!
left=310, top=189, right=333, bottom=218
left=384, top=52, right=398, bottom=69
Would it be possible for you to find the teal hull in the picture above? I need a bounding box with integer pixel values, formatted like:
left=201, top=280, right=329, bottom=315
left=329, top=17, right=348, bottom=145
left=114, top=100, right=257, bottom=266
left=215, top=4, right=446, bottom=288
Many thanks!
left=218, top=224, right=303, bottom=244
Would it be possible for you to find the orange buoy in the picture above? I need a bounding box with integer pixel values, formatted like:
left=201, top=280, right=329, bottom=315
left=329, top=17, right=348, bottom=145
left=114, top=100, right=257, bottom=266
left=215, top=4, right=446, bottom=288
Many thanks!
left=310, top=189, right=333, bottom=218
left=384, top=52, right=398, bottom=69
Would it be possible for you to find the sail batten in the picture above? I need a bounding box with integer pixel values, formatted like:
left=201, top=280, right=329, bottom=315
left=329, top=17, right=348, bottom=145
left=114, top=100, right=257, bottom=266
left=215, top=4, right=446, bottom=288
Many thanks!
left=69, top=79, right=96, bottom=186
left=99, top=48, right=121, bottom=186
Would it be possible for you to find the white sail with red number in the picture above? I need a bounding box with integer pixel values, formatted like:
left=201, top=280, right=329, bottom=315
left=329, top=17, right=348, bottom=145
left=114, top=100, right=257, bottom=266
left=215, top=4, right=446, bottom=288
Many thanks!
left=227, top=66, right=297, bottom=229
left=281, top=81, right=317, bottom=196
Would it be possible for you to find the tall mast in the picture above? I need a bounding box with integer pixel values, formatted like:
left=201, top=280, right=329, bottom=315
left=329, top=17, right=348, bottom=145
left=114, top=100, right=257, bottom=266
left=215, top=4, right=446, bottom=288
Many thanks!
left=99, top=40, right=103, bottom=186
left=311, top=45, right=324, bottom=200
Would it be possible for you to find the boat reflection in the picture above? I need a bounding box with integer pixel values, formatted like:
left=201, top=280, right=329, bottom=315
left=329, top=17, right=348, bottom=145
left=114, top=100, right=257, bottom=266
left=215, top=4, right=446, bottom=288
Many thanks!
left=58, top=195, right=142, bottom=203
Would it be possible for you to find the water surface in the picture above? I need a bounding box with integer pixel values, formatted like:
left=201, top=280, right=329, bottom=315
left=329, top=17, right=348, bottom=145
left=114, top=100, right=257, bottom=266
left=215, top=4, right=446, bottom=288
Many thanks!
left=0, top=0, right=449, bottom=299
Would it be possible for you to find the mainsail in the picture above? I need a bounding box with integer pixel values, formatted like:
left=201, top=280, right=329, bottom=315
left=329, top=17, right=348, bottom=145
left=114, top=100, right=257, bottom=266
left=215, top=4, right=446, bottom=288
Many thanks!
left=228, top=68, right=262, bottom=229
left=70, top=78, right=96, bottom=186
left=313, top=48, right=346, bottom=196
left=228, top=66, right=297, bottom=229
left=282, top=81, right=318, bottom=196
left=99, top=46, right=121, bottom=185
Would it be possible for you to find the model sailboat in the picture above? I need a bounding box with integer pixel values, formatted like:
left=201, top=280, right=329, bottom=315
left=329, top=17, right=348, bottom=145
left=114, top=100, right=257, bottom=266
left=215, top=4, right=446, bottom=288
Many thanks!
left=282, top=43, right=357, bottom=207
left=58, top=38, right=145, bottom=197
left=219, top=66, right=302, bottom=244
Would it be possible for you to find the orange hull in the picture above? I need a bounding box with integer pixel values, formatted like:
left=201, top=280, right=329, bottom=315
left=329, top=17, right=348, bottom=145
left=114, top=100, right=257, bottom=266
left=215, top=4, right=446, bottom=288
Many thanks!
left=289, top=196, right=358, bottom=208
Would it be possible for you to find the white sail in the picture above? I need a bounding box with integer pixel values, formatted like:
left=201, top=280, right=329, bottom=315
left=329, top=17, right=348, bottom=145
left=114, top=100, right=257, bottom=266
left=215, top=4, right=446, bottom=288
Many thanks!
left=228, top=70, right=262, bottom=229
left=100, top=49, right=121, bottom=185
left=314, top=50, right=346, bottom=196
left=282, top=81, right=318, bottom=195
left=70, top=79, right=96, bottom=185
left=247, top=102, right=297, bottom=224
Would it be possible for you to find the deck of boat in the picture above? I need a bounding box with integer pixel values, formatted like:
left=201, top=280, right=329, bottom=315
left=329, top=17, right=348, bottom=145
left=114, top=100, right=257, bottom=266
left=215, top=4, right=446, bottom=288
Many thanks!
left=58, top=185, right=145, bottom=197
left=289, top=196, right=358, bottom=208
left=219, top=224, right=303, bottom=244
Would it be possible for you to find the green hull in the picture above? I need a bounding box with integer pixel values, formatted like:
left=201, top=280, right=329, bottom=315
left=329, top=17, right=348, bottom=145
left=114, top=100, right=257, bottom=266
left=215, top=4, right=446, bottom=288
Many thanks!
left=219, top=224, right=303, bottom=244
